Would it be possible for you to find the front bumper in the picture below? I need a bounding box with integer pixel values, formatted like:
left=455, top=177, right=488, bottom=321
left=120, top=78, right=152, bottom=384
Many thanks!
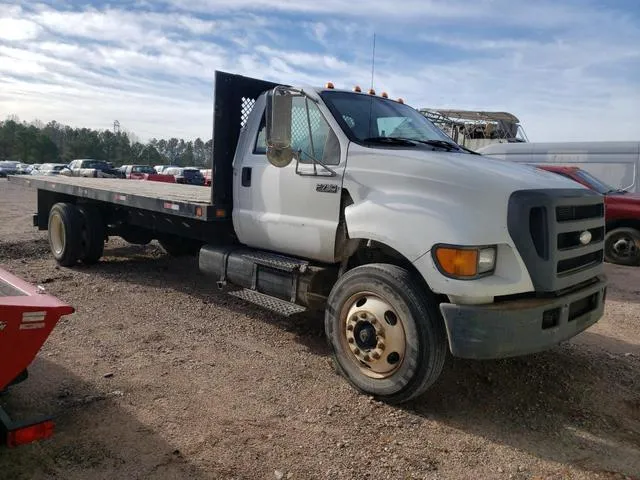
left=439, top=276, right=607, bottom=359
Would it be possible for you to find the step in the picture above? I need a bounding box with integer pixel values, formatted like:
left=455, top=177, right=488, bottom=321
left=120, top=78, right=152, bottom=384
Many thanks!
left=240, top=251, right=309, bottom=273
left=228, top=289, right=306, bottom=316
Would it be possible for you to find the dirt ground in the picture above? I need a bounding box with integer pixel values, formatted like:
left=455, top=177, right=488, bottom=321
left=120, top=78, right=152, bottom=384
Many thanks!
left=0, top=178, right=638, bottom=480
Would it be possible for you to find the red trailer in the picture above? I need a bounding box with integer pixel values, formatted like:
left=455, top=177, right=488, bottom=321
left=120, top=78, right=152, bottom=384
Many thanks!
left=0, top=267, right=74, bottom=447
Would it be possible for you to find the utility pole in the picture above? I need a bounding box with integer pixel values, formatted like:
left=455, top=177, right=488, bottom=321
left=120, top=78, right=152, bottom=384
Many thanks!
left=113, top=120, right=120, bottom=135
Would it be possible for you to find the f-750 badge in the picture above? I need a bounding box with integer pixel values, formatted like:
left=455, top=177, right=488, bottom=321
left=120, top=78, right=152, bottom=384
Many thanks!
left=0, top=321, right=6, bottom=332
left=316, top=184, right=339, bottom=194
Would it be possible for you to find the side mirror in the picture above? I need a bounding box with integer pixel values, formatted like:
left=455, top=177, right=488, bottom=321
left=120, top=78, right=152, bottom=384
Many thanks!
left=265, top=87, right=294, bottom=168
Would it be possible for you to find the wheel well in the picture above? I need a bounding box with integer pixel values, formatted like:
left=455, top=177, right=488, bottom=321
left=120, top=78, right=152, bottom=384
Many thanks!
left=336, top=188, right=444, bottom=302
left=606, top=219, right=640, bottom=233
left=344, top=239, right=446, bottom=303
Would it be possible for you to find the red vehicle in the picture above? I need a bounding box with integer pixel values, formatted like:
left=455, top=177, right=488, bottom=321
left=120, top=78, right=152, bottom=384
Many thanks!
left=537, top=165, right=640, bottom=266
left=120, top=165, right=176, bottom=183
left=0, top=268, right=74, bottom=447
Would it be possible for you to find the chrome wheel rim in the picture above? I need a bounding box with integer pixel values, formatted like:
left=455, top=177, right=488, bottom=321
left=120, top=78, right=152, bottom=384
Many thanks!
left=340, top=292, right=406, bottom=379
left=50, top=213, right=65, bottom=256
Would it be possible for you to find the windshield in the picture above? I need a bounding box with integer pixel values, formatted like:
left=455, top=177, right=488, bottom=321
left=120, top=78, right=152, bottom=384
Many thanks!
left=132, top=165, right=155, bottom=174
left=183, top=169, right=203, bottom=178
left=574, top=169, right=618, bottom=194
left=84, top=160, right=109, bottom=169
left=320, top=91, right=455, bottom=146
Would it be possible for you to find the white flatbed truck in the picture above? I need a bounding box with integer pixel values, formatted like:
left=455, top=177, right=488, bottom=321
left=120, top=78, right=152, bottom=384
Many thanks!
left=9, top=71, right=608, bottom=403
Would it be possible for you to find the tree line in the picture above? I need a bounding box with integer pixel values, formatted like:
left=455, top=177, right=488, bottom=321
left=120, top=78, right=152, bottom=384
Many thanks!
left=0, top=116, right=213, bottom=168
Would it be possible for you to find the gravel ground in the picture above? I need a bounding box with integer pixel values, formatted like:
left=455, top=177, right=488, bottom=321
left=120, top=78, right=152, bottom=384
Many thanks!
left=0, top=178, right=638, bottom=480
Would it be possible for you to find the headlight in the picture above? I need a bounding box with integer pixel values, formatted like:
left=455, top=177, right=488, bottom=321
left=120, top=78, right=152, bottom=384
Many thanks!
left=432, top=245, right=497, bottom=279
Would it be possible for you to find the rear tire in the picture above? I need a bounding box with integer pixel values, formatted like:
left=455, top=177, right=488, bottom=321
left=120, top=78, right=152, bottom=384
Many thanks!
left=77, top=205, right=105, bottom=264
left=324, top=263, right=447, bottom=404
left=48, top=203, right=82, bottom=267
left=604, top=227, right=640, bottom=266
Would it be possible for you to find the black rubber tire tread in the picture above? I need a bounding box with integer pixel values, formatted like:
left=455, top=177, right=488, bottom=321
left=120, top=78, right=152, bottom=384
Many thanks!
left=48, top=202, right=83, bottom=267
left=77, top=205, right=105, bottom=264
left=159, top=236, right=201, bottom=257
left=324, top=263, right=447, bottom=404
left=604, top=227, right=640, bottom=266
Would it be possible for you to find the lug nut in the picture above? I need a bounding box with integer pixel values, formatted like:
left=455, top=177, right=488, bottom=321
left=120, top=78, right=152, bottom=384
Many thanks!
left=363, top=354, right=371, bottom=362
left=370, top=318, right=377, bottom=324
left=348, top=337, right=355, bottom=343
left=377, top=342, right=385, bottom=350
left=347, top=324, right=354, bottom=331
left=353, top=348, right=360, bottom=355
left=360, top=312, right=367, bottom=319
left=372, top=352, right=381, bottom=360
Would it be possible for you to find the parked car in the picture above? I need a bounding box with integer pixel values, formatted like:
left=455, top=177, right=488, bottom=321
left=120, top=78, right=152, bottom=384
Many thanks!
left=0, top=161, right=20, bottom=177
left=36, top=163, right=69, bottom=176
left=537, top=165, right=640, bottom=266
left=121, top=164, right=176, bottom=183
left=162, top=166, right=205, bottom=185
left=59, top=159, right=125, bottom=178
left=200, top=169, right=212, bottom=186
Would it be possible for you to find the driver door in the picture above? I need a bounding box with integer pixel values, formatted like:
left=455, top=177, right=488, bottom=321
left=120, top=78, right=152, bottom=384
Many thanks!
left=233, top=96, right=346, bottom=263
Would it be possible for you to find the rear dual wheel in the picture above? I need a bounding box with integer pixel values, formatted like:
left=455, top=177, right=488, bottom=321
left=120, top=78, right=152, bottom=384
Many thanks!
left=48, top=202, right=105, bottom=266
left=325, top=264, right=447, bottom=404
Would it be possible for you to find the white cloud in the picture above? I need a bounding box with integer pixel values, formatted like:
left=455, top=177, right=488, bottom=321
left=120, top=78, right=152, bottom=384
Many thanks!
left=0, top=18, right=42, bottom=41
left=0, top=1, right=637, bottom=143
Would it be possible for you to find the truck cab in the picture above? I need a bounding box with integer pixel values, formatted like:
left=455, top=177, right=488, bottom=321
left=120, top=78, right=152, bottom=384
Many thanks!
left=201, top=77, right=606, bottom=402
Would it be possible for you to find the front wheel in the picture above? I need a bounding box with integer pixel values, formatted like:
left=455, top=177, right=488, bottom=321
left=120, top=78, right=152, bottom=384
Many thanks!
left=324, top=264, right=447, bottom=404
left=605, top=227, right=640, bottom=266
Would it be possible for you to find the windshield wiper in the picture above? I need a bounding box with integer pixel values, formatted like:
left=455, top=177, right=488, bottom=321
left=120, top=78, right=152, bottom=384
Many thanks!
left=403, top=139, right=462, bottom=151
left=362, top=136, right=417, bottom=146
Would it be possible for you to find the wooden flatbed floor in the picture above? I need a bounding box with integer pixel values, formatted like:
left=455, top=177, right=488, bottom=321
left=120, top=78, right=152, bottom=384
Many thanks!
left=7, top=175, right=221, bottom=221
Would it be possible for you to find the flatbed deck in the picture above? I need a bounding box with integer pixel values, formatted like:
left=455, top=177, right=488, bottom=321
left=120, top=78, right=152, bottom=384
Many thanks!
left=7, top=176, right=222, bottom=221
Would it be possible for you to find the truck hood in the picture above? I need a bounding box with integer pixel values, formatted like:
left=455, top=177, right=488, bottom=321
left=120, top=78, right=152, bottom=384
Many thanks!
left=606, top=191, right=640, bottom=204
left=343, top=144, right=593, bottom=264
left=352, top=146, right=586, bottom=193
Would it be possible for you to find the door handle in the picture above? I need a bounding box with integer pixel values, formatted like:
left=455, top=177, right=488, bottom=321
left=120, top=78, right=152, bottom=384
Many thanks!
left=241, top=167, right=252, bottom=187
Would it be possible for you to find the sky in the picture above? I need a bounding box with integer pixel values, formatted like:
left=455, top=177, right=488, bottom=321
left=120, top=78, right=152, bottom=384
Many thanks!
left=0, top=0, right=638, bottom=143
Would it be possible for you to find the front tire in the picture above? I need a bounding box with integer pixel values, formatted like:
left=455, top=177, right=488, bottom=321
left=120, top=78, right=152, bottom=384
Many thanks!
left=324, top=263, right=447, bottom=404
left=605, top=227, right=640, bottom=266
left=48, top=203, right=83, bottom=267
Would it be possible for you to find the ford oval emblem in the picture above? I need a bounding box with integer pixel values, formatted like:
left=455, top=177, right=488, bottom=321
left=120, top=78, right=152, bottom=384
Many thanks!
left=579, top=230, right=592, bottom=245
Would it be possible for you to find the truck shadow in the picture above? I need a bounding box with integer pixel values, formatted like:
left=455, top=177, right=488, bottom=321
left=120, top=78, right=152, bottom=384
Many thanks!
left=0, top=358, right=216, bottom=480
left=79, top=243, right=329, bottom=357
left=406, top=341, right=640, bottom=478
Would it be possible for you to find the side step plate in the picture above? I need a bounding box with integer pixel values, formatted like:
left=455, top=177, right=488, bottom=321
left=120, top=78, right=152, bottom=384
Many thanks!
left=228, top=289, right=306, bottom=316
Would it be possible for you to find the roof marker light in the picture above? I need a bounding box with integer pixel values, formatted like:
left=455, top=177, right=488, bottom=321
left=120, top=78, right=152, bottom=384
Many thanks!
left=381, top=92, right=388, bottom=98
left=368, top=88, right=376, bottom=95
left=353, top=85, right=362, bottom=92
left=325, top=82, right=335, bottom=89
left=397, top=98, right=404, bottom=104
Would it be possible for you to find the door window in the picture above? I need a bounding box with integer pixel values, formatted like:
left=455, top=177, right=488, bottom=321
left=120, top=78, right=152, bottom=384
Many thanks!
left=254, top=98, right=340, bottom=166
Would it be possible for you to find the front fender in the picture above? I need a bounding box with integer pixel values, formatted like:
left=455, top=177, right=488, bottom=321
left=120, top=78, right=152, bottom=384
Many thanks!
left=343, top=191, right=534, bottom=299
